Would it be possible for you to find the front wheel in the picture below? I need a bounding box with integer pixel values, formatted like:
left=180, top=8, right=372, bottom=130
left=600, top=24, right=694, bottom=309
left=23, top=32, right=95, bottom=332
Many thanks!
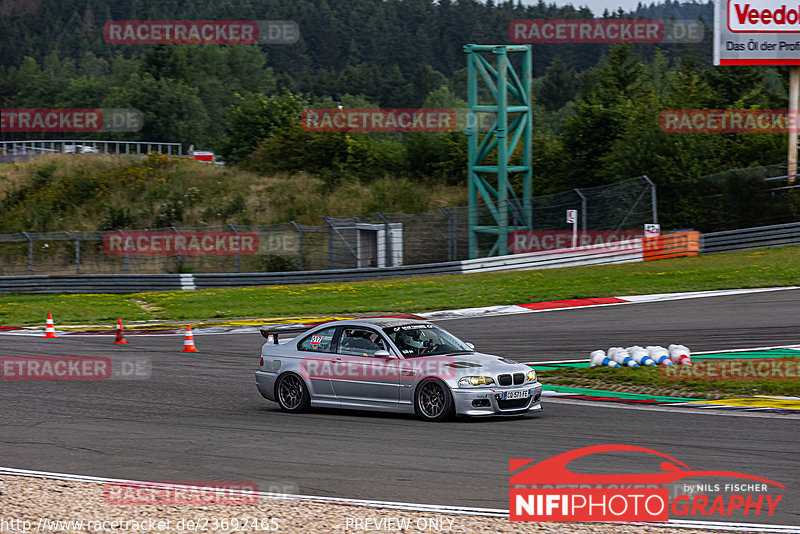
left=414, top=379, right=454, bottom=422
left=275, top=373, right=311, bottom=413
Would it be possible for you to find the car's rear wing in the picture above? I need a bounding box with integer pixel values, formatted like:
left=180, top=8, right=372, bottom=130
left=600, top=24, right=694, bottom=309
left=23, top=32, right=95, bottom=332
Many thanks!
left=259, top=325, right=313, bottom=344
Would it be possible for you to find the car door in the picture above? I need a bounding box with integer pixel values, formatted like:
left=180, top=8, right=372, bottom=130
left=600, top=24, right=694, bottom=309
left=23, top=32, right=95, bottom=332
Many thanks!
left=295, top=326, right=340, bottom=403
left=329, top=327, right=401, bottom=408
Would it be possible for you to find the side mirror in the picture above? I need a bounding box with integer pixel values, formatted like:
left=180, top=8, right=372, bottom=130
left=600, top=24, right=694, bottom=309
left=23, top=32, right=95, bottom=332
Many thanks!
left=465, top=342, right=475, bottom=350
left=374, top=350, right=393, bottom=358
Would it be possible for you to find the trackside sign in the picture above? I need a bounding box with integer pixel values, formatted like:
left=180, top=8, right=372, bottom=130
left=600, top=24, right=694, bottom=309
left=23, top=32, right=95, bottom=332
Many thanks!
left=714, top=0, right=800, bottom=65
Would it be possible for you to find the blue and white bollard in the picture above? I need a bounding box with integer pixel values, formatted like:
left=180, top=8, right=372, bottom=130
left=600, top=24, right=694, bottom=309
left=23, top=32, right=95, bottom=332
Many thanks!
left=668, top=344, right=692, bottom=366
left=608, top=347, right=639, bottom=367
left=646, top=345, right=674, bottom=366
left=590, top=349, right=620, bottom=367
left=627, top=345, right=657, bottom=366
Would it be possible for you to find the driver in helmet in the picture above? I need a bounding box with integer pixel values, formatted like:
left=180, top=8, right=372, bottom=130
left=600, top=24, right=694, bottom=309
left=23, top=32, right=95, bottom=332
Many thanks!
left=396, top=328, right=434, bottom=355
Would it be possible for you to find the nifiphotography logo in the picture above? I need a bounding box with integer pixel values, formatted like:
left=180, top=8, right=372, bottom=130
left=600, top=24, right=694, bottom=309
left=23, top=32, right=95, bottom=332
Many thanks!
left=510, top=444, right=785, bottom=522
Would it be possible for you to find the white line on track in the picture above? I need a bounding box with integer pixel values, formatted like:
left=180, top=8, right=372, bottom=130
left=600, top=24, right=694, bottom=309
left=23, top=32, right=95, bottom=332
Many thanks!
left=543, top=397, right=800, bottom=419
left=0, top=467, right=797, bottom=532
left=3, top=285, right=798, bottom=336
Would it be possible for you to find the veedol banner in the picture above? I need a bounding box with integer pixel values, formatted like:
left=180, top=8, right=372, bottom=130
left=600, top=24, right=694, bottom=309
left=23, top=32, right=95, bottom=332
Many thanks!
left=714, top=0, right=800, bottom=65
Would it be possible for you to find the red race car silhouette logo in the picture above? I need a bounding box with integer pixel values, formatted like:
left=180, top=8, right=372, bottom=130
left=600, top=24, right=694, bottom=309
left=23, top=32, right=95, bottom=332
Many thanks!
left=510, top=444, right=784, bottom=522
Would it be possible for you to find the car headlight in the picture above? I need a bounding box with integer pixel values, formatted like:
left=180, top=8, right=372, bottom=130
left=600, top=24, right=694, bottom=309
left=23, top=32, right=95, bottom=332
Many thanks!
left=527, top=369, right=537, bottom=382
left=458, top=376, right=495, bottom=387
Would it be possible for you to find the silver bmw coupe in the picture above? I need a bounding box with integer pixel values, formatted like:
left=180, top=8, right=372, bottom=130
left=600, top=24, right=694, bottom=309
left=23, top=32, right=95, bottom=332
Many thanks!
left=255, top=318, right=543, bottom=421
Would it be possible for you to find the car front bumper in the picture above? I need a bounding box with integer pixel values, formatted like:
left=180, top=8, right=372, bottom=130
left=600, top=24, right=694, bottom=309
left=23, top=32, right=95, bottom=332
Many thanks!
left=451, top=383, right=543, bottom=417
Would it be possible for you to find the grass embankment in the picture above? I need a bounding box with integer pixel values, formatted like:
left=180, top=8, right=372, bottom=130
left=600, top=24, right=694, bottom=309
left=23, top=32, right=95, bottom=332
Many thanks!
left=0, top=246, right=797, bottom=326
left=537, top=362, right=800, bottom=399
left=0, top=153, right=466, bottom=232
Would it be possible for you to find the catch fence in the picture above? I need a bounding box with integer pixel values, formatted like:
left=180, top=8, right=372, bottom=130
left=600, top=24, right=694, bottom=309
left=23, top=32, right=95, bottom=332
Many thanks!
left=0, top=177, right=659, bottom=276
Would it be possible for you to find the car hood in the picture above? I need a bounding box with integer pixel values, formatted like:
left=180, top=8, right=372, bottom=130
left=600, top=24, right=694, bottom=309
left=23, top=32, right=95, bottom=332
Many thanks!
left=425, top=351, right=529, bottom=375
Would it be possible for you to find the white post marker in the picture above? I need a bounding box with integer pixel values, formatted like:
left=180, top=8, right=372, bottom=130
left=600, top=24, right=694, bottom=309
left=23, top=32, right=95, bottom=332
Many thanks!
left=566, top=209, right=577, bottom=248
left=644, top=223, right=661, bottom=238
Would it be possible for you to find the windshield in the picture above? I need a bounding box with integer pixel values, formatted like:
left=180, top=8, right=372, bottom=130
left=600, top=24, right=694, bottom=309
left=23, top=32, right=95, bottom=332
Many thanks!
left=383, top=324, right=473, bottom=357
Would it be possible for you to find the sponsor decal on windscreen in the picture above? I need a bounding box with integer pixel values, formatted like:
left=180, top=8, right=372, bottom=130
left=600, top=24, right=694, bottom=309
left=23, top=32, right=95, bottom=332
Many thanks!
left=510, top=444, right=785, bottom=522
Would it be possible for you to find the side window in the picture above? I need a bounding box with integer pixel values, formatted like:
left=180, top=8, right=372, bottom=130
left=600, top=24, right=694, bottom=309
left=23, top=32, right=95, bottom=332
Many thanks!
left=298, top=327, right=338, bottom=353
left=338, top=328, right=387, bottom=357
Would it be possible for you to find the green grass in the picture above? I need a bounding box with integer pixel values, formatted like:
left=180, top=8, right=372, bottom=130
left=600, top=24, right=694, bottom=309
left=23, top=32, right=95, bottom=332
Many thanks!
left=0, top=153, right=466, bottom=232
left=537, top=360, right=800, bottom=398
left=0, top=245, right=798, bottom=326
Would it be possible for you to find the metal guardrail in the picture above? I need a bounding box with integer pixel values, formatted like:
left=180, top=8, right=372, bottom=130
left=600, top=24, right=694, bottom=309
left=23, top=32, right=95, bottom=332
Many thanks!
left=0, top=140, right=183, bottom=156
left=701, top=222, right=800, bottom=253
left=0, top=241, right=642, bottom=293
left=0, top=274, right=190, bottom=294
left=1, top=222, right=798, bottom=294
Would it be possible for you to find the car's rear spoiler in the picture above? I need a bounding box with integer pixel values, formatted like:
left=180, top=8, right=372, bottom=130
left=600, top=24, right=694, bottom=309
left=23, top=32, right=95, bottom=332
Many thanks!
left=259, top=325, right=312, bottom=344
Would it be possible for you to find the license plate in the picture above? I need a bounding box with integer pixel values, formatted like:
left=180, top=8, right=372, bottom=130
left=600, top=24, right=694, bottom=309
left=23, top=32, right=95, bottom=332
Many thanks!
left=504, top=389, right=530, bottom=400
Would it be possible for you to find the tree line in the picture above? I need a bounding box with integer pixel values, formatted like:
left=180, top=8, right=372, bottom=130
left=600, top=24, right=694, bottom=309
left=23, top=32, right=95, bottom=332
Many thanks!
left=1, top=0, right=796, bottom=230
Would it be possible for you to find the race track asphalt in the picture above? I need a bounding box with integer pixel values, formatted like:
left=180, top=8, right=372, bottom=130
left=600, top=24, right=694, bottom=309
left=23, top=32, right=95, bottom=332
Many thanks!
left=0, top=288, right=798, bottom=526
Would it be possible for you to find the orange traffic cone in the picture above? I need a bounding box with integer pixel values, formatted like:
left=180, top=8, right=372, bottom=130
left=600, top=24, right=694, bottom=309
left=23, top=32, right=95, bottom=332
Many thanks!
left=182, top=324, right=198, bottom=352
left=114, top=318, right=128, bottom=344
left=44, top=313, right=57, bottom=339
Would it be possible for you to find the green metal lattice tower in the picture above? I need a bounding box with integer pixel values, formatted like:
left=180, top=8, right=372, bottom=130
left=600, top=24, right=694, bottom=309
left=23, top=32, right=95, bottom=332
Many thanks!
left=464, top=44, right=533, bottom=258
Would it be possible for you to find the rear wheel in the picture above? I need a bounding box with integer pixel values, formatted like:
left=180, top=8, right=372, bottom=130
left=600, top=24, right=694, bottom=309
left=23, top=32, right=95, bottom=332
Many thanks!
left=275, top=373, right=310, bottom=413
left=415, top=379, right=454, bottom=422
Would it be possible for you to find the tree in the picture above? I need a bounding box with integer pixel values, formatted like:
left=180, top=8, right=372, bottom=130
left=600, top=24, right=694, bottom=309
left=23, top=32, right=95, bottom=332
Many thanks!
left=102, top=74, right=210, bottom=147
left=218, top=91, right=308, bottom=164
left=536, top=55, right=577, bottom=111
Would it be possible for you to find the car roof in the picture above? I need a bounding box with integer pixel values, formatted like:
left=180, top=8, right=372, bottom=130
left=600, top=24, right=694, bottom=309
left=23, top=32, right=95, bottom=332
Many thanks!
left=334, top=317, right=432, bottom=329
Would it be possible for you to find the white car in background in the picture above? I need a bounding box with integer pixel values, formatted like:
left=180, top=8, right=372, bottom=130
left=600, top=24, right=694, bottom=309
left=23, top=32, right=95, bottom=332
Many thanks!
left=63, top=144, right=99, bottom=154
